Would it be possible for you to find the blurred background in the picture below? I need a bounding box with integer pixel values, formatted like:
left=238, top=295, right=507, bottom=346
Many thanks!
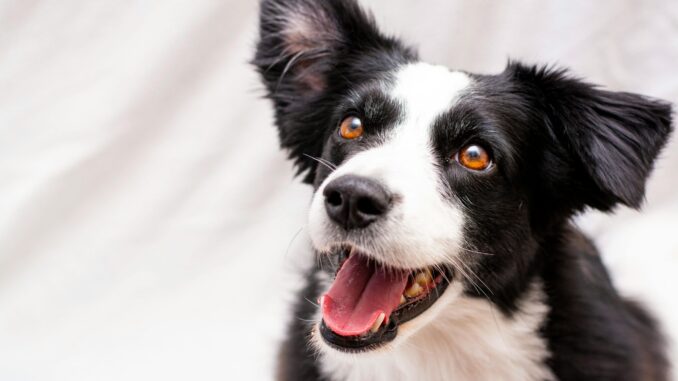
left=1, top=0, right=677, bottom=380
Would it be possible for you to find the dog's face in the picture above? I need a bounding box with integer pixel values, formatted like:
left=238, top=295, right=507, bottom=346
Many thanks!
left=255, top=0, right=672, bottom=354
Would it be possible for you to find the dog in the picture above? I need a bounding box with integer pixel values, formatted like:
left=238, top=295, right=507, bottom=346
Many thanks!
left=253, top=0, right=674, bottom=380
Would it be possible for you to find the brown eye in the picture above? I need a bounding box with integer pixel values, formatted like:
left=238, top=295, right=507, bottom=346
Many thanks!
left=457, top=144, right=492, bottom=171
left=339, top=116, right=364, bottom=140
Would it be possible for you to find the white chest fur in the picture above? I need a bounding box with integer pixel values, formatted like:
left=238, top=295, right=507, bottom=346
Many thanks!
left=314, top=281, right=554, bottom=381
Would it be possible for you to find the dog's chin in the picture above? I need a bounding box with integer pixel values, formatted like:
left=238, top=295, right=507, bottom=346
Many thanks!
left=311, top=244, right=457, bottom=354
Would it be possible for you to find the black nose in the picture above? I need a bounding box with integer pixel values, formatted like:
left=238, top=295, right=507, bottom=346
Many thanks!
left=323, top=175, right=391, bottom=230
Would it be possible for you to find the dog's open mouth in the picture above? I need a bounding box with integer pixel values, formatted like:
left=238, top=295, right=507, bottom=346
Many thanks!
left=319, top=248, right=452, bottom=352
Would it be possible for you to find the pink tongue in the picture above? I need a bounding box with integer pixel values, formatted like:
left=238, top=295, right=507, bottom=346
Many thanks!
left=321, top=254, right=409, bottom=337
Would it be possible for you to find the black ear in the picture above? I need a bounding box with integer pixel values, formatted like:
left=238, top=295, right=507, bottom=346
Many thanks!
left=511, top=63, right=673, bottom=210
left=253, top=0, right=415, bottom=183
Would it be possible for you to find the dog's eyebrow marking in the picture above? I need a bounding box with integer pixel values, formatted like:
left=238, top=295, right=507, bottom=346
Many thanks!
left=429, top=97, right=521, bottom=173
left=362, top=91, right=403, bottom=125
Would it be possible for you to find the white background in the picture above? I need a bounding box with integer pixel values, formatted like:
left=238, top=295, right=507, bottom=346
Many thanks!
left=1, top=1, right=677, bottom=380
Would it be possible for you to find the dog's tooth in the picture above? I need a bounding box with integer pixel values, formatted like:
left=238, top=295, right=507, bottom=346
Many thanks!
left=370, top=312, right=386, bottom=333
left=404, top=282, right=424, bottom=298
left=415, top=270, right=433, bottom=286
left=400, top=295, right=406, bottom=305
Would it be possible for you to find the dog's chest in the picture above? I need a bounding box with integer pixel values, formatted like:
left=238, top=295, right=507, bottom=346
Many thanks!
left=317, top=283, right=554, bottom=381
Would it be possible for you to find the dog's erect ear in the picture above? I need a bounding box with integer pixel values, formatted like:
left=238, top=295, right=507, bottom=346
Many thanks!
left=253, top=0, right=415, bottom=183
left=511, top=63, right=673, bottom=210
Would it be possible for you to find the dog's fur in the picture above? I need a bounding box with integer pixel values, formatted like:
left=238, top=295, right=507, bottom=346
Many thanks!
left=253, top=1, right=674, bottom=380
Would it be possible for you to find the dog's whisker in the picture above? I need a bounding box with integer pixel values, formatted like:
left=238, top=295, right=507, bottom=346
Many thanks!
left=446, top=258, right=480, bottom=293
left=460, top=246, right=495, bottom=256
left=317, top=252, right=333, bottom=273
left=284, top=226, right=304, bottom=261
left=455, top=258, right=495, bottom=297
left=304, top=297, right=319, bottom=308
left=303, top=153, right=337, bottom=171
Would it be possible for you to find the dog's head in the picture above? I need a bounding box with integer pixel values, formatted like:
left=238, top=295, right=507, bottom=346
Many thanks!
left=254, top=0, right=672, bottom=353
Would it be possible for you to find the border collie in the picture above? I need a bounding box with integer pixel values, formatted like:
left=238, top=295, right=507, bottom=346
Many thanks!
left=253, top=0, right=674, bottom=379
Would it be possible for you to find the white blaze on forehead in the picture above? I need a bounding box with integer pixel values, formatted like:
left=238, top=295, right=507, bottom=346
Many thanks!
left=391, top=63, right=472, bottom=127
left=308, top=62, right=473, bottom=269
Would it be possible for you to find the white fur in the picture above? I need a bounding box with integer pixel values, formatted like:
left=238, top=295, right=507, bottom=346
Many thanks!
left=312, top=281, right=554, bottom=381
left=308, top=63, right=472, bottom=269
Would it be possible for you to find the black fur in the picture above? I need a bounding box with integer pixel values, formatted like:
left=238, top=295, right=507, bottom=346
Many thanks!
left=541, top=227, right=669, bottom=380
left=253, top=0, right=673, bottom=380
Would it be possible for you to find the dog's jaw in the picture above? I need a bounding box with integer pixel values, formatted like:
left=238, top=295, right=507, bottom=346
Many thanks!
left=312, top=279, right=554, bottom=381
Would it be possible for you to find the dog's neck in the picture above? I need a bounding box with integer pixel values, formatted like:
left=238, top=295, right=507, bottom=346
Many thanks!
left=315, top=281, right=554, bottom=381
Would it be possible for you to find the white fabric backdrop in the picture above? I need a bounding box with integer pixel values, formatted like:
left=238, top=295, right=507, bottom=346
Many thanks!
left=1, top=1, right=677, bottom=380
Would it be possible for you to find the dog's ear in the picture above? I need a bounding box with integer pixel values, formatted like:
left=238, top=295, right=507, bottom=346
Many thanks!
left=253, top=0, right=415, bottom=183
left=510, top=63, right=673, bottom=210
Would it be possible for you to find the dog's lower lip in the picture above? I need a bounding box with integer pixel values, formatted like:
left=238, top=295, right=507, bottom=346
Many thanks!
left=319, top=247, right=453, bottom=352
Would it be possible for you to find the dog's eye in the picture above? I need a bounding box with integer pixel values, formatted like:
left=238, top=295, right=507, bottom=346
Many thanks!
left=456, top=144, right=492, bottom=171
left=339, top=116, right=364, bottom=140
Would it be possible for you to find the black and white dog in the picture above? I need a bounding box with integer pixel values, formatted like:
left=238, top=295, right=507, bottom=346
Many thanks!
left=253, top=0, right=673, bottom=379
